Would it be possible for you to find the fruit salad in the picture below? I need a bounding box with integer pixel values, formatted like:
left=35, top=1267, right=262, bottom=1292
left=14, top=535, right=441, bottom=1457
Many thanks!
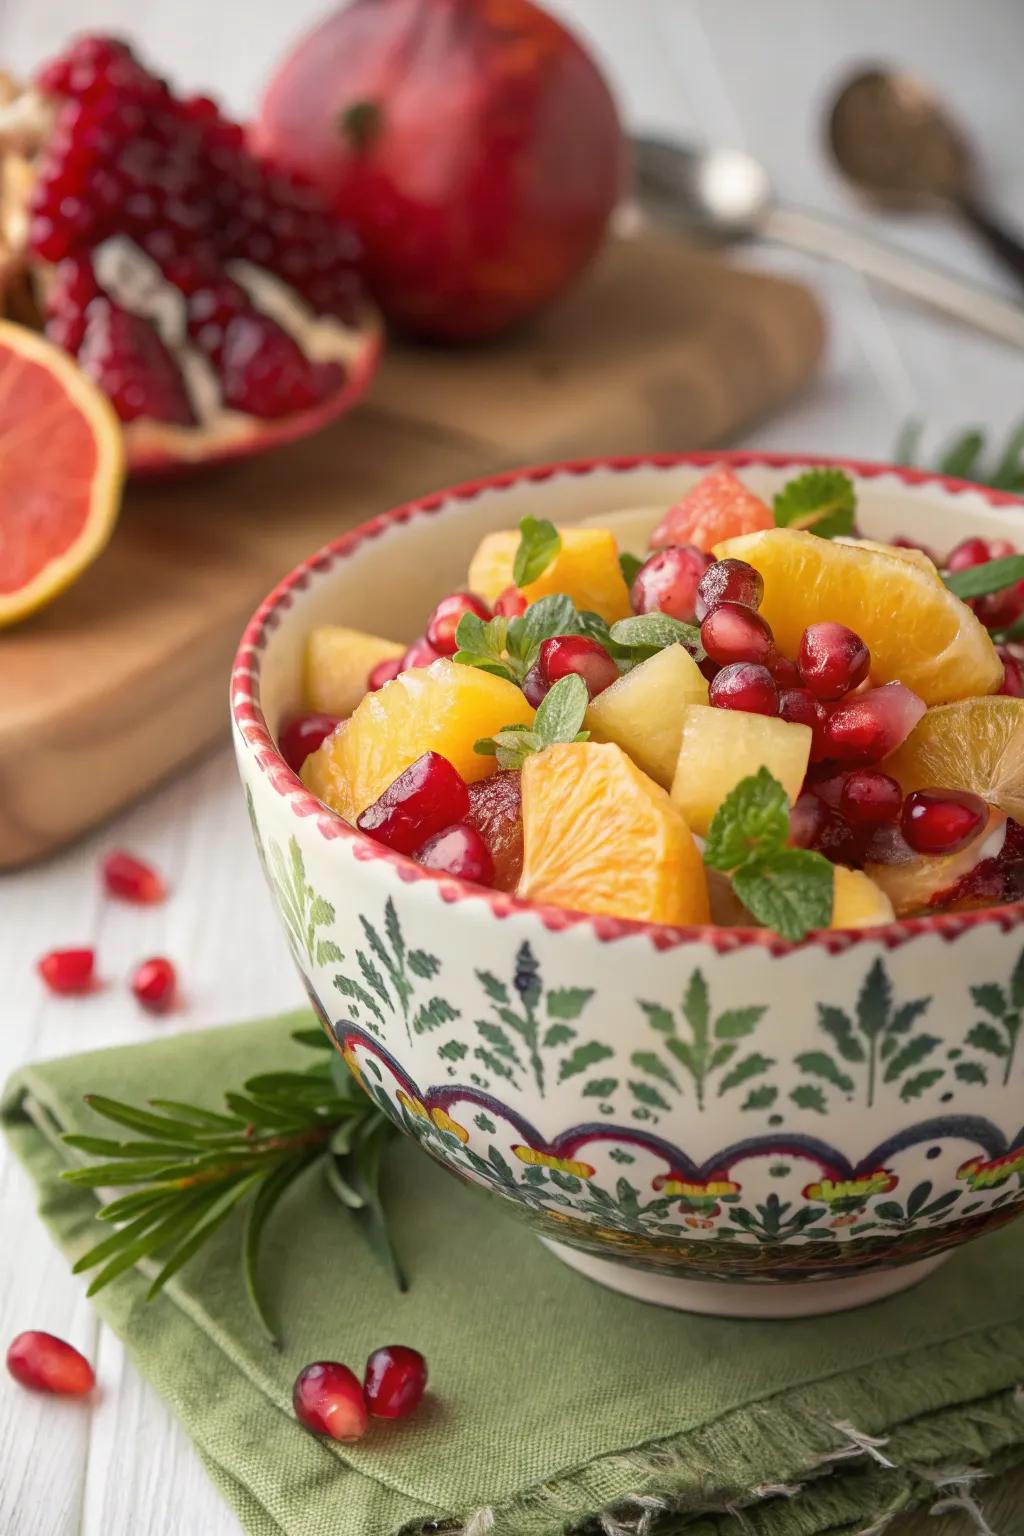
left=287, top=466, right=1024, bottom=942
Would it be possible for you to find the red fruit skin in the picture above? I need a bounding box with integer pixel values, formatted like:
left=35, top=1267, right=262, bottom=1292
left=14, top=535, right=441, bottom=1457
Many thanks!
left=102, top=850, right=166, bottom=904
left=426, top=592, right=491, bottom=657
left=416, top=821, right=495, bottom=884
left=494, top=585, right=527, bottom=618
left=401, top=636, right=441, bottom=670
left=358, top=751, right=470, bottom=853
left=694, top=558, right=763, bottom=622
left=998, top=646, right=1024, bottom=697
left=840, top=769, right=903, bottom=829
left=364, top=1344, right=427, bottom=1419
left=7, top=1331, right=95, bottom=1396
left=538, top=634, right=618, bottom=698
left=367, top=656, right=403, bottom=691
left=253, top=0, right=625, bottom=340
left=279, top=712, right=341, bottom=772
left=708, top=662, right=778, bottom=716
left=131, top=956, right=177, bottom=1014
left=630, top=546, right=712, bottom=624
left=700, top=603, right=775, bottom=668
left=466, top=771, right=523, bottom=890
left=797, top=622, right=870, bottom=701
left=293, top=1360, right=368, bottom=1441
left=37, top=948, right=95, bottom=996
left=824, top=683, right=926, bottom=766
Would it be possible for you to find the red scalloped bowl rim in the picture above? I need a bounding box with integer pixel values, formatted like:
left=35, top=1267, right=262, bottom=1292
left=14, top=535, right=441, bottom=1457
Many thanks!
left=129, top=316, right=383, bottom=479
left=232, top=449, right=1024, bottom=956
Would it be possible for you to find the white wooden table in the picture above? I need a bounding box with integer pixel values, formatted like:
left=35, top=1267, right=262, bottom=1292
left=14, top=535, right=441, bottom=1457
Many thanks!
left=2, top=4, right=1024, bottom=1532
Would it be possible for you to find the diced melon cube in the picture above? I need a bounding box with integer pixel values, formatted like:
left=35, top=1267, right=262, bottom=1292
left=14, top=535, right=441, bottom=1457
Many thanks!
left=831, top=866, right=895, bottom=929
left=467, top=526, right=632, bottom=623
left=670, top=705, right=811, bottom=835
left=585, top=644, right=708, bottom=787
left=304, top=625, right=404, bottom=717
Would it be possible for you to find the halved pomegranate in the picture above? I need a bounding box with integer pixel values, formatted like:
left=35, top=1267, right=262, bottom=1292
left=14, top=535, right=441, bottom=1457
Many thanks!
left=0, top=36, right=380, bottom=474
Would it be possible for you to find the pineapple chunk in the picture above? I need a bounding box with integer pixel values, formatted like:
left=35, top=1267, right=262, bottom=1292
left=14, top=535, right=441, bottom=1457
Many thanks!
left=301, top=658, right=533, bottom=823
left=831, top=866, right=895, bottom=929
left=586, top=644, right=708, bottom=788
left=467, top=526, right=632, bottom=623
left=671, top=705, right=811, bottom=835
left=304, top=625, right=403, bottom=717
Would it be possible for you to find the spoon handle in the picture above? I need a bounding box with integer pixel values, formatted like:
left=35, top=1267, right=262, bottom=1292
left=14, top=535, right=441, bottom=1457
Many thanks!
left=957, top=195, right=1024, bottom=291
left=762, top=205, right=1024, bottom=350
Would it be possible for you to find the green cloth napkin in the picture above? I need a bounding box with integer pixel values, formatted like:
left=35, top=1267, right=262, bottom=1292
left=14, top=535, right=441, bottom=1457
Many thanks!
left=4, top=1013, right=1024, bottom=1536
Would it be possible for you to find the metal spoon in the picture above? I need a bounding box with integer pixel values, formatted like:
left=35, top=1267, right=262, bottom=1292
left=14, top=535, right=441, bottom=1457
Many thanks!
left=631, top=136, right=1024, bottom=350
left=828, top=68, right=1024, bottom=292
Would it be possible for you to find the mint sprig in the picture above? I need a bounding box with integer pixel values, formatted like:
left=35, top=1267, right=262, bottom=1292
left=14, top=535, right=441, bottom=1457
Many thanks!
left=609, top=611, right=705, bottom=663
left=475, top=674, right=589, bottom=770
left=454, top=594, right=626, bottom=684
left=704, top=768, right=834, bottom=941
left=773, top=468, right=857, bottom=540
left=513, top=515, right=561, bottom=587
left=619, top=550, right=644, bottom=587
left=943, top=554, right=1024, bottom=602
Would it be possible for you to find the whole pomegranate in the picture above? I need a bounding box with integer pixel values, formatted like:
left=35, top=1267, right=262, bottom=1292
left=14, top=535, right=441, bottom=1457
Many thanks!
left=254, top=0, right=626, bottom=341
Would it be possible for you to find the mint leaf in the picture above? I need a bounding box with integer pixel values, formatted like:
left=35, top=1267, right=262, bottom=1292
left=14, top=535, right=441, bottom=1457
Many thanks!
left=943, top=554, right=1024, bottom=601
left=773, top=468, right=856, bottom=539
left=619, top=551, right=644, bottom=587
left=453, top=612, right=516, bottom=681
left=703, top=767, right=790, bottom=873
left=475, top=726, right=543, bottom=771
left=513, top=516, right=560, bottom=587
left=507, top=594, right=580, bottom=671
left=733, top=850, right=834, bottom=942
left=534, top=674, right=589, bottom=746
left=609, top=612, right=704, bottom=660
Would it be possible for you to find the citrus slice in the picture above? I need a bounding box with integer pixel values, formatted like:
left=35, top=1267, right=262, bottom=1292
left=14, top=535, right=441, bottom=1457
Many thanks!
left=651, top=468, right=774, bottom=553
left=884, top=697, right=1024, bottom=823
left=834, top=536, right=940, bottom=579
left=517, top=741, right=709, bottom=925
left=0, top=321, right=124, bottom=627
left=467, top=526, right=632, bottom=622
left=714, top=527, right=1001, bottom=704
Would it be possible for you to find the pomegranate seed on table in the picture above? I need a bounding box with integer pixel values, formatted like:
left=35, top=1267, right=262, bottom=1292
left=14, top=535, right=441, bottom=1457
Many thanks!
left=364, top=1345, right=427, bottom=1420
left=998, top=647, right=1024, bottom=697
left=797, top=623, right=870, bottom=701
left=840, top=770, right=903, bottom=829
left=708, top=662, right=779, bottom=716
left=700, top=603, right=776, bottom=668
left=521, top=663, right=549, bottom=708
left=494, top=585, right=527, bottom=618
left=358, top=752, right=470, bottom=855
left=538, top=635, right=618, bottom=698
left=694, top=558, right=764, bottom=622
left=279, top=712, right=340, bottom=773
left=6, top=1331, right=95, bottom=1396
left=466, top=772, right=524, bottom=891
left=902, top=789, right=989, bottom=855
left=778, top=686, right=829, bottom=760
left=426, top=593, right=491, bottom=656
left=630, top=546, right=712, bottom=623
left=367, top=655, right=403, bottom=692
left=131, top=956, right=177, bottom=1014
left=293, top=1361, right=368, bottom=1442
left=824, top=683, right=926, bottom=765
left=102, top=850, right=166, bottom=904
left=416, top=823, right=495, bottom=884
left=37, top=948, right=95, bottom=996
left=401, top=636, right=441, bottom=670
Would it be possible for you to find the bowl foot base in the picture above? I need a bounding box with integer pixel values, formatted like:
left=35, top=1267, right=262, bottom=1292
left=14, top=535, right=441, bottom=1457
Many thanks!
left=540, top=1240, right=949, bottom=1318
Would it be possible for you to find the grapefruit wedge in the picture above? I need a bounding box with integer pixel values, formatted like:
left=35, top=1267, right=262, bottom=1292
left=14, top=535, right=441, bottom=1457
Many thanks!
left=0, top=322, right=124, bottom=627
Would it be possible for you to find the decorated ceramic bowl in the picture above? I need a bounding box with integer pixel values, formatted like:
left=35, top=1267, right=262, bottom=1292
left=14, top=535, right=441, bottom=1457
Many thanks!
left=231, top=452, right=1024, bottom=1318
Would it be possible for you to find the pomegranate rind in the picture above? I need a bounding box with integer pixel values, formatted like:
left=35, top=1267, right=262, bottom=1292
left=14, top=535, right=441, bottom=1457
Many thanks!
left=518, top=740, right=709, bottom=926
left=884, top=697, right=1024, bottom=825
left=715, top=527, right=1002, bottom=705
left=0, top=319, right=123, bottom=626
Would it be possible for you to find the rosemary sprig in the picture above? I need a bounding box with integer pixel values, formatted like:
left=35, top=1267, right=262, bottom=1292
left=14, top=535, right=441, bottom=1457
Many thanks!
left=896, top=418, right=1024, bottom=493
left=61, top=1026, right=401, bottom=1345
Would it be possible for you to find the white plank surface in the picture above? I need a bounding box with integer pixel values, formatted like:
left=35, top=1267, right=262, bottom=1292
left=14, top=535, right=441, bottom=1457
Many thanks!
left=3, top=4, right=1024, bottom=1533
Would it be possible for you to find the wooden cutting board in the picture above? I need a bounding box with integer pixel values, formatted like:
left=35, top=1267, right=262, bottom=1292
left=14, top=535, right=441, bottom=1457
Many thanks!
left=0, top=230, right=823, bottom=869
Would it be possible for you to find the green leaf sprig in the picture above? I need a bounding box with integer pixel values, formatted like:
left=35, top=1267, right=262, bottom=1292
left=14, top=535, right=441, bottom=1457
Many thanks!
left=454, top=594, right=628, bottom=685
left=513, top=515, right=561, bottom=587
left=896, top=418, right=1024, bottom=493
left=609, top=612, right=705, bottom=662
left=704, top=768, right=834, bottom=942
left=61, top=1026, right=400, bottom=1345
left=475, top=673, right=590, bottom=770
left=943, top=554, right=1024, bottom=602
left=773, top=467, right=857, bottom=539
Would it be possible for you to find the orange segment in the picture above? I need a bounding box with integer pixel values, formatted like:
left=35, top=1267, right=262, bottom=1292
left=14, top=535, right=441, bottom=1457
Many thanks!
left=714, top=527, right=1002, bottom=704
left=651, top=468, right=774, bottom=553
left=517, top=741, right=709, bottom=925
left=0, top=320, right=124, bottom=627
left=301, top=657, right=533, bottom=822
left=884, top=697, right=1024, bottom=823
left=467, top=527, right=632, bottom=622
left=304, top=625, right=403, bottom=716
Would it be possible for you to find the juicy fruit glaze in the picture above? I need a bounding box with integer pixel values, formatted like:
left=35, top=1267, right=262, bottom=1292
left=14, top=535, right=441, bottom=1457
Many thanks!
left=291, top=465, right=1024, bottom=941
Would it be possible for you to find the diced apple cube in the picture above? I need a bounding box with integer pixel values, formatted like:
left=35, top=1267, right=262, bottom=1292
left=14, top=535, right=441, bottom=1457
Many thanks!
left=670, top=705, right=811, bottom=835
left=586, top=644, right=708, bottom=788
left=304, top=625, right=404, bottom=717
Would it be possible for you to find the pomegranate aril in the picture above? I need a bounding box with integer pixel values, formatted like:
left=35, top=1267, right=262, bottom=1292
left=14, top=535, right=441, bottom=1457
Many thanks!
left=694, top=557, right=763, bottom=622
left=840, top=770, right=903, bottom=829
left=364, top=1345, right=427, bottom=1420
left=78, top=300, right=195, bottom=425
left=976, top=580, right=1024, bottom=630
left=521, top=662, right=549, bottom=707
left=630, top=545, right=712, bottom=623
left=37, top=948, right=95, bottom=996
left=779, top=689, right=829, bottom=762
left=824, top=682, right=926, bottom=765
left=219, top=311, right=340, bottom=418
left=367, top=656, right=402, bottom=692
left=494, top=585, right=527, bottom=618
left=101, top=849, right=166, bottom=904
left=358, top=752, right=470, bottom=854
left=700, top=603, right=775, bottom=668
left=401, top=636, right=440, bottom=671
left=902, top=788, right=989, bottom=855
left=279, top=712, right=339, bottom=772
left=788, top=793, right=861, bottom=865
left=538, top=635, right=618, bottom=699
left=466, top=771, right=524, bottom=891
left=6, top=1331, right=95, bottom=1396
left=426, top=593, right=491, bottom=657
left=772, top=655, right=800, bottom=688
left=415, top=822, right=495, bottom=885
left=946, top=536, right=1014, bottom=572
left=293, top=1361, right=368, bottom=1442
left=131, top=956, right=177, bottom=1014
left=797, top=622, right=870, bottom=701
left=708, top=662, right=778, bottom=716
left=998, top=646, right=1024, bottom=697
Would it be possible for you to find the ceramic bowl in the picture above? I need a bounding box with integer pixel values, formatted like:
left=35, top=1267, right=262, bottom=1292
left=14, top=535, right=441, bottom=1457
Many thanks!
left=232, top=452, right=1024, bottom=1318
